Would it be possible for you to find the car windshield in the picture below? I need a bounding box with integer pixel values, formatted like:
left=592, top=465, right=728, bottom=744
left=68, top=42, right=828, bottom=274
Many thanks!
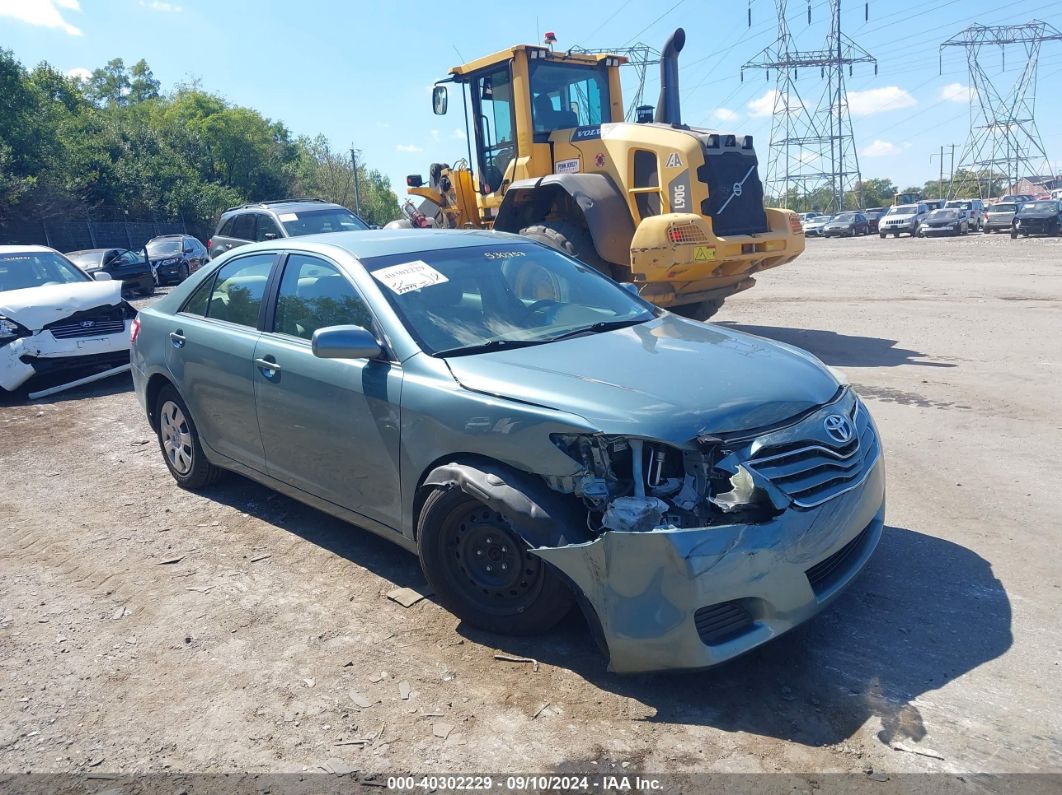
left=1021, top=201, right=1056, bottom=212
left=147, top=239, right=182, bottom=256
left=833, top=213, right=856, bottom=222
left=280, top=208, right=369, bottom=236
left=930, top=209, right=958, bottom=219
left=944, top=201, right=971, bottom=210
left=0, top=251, right=91, bottom=292
left=362, top=243, right=657, bottom=356
left=990, top=203, right=1017, bottom=212
left=888, top=205, right=917, bottom=215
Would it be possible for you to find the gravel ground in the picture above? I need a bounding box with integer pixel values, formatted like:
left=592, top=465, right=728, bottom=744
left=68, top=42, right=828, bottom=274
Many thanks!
left=1, top=232, right=1060, bottom=778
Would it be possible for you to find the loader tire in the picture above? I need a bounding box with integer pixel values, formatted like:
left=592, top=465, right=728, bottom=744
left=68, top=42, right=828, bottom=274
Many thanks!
left=519, top=221, right=615, bottom=278
left=671, top=298, right=724, bottom=322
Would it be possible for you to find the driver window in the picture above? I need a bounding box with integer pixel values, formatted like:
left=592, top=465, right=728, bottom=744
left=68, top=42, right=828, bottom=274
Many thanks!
left=473, top=66, right=515, bottom=194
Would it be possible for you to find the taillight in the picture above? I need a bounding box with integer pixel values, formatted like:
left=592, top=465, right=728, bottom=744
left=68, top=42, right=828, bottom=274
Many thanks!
left=130, top=316, right=141, bottom=345
left=789, top=213, right=804, bottom=234
left=206, top=239, right=212, bottom=250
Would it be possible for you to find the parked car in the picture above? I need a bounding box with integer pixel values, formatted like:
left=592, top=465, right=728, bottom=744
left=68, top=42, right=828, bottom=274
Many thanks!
left=919, top=208, right=969, bottom=237
left=998, top=194, right=1035, bottom=205
left=983, top=202, right=1019, bottom=234
left=803, top=215, right=834, bottom=237
left=797, top=212, right=821, bottom=224
left=66, top=248, right=155, bottom=296
left=864, top=207, right=887, bottom=233
left=944, top=199, right=985, bottom=231
left=1011, top=200, right=1062, bottom=238
left=0, top=245, right=135, bottom=392
left=879, top=204, right=930, bottom=238
left=146, top=235, right=208, bottom=285
left=208, top=199, right=370, bottom=260
left=822, top=211, right=870, bottom=238
left=130, top=229, right=885, bottom=673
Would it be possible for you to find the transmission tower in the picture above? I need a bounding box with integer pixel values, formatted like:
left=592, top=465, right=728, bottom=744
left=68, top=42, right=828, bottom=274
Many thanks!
left=742, top=0, right=875, bottom=211
left=569, top=43, right=660, bottom=121
left=940, top=21, right=1062, bottom=199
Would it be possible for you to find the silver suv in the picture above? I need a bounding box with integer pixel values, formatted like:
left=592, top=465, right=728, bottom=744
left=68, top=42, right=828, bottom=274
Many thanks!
left=208, top=199, right=370, bottom=260
left=879, top=203, right=930, bottom=238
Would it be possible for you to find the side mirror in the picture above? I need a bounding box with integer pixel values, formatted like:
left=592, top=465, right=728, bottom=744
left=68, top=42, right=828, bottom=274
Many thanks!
left=432, top=85, right=448, bottom=115
left=312, top=325, right=382, bottom=360
left=263, top=232, right=278, bottom=240
left=93, top=271, right=113, bottom=281
left=620, top=282, right=640, bottom=296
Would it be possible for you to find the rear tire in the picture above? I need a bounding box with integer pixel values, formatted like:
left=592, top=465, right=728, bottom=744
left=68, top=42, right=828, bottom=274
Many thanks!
left=417, top=488, right=574, bottom=635
left=519, top=221, right=615, bottom=278
left=155, top=385, right=225, bottom=490
left=671, top=298, right=724, bottom=321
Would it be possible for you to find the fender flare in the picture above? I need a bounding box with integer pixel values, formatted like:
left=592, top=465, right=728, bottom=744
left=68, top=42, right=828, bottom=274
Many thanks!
left=494, top=173, right=635, bottom=266
left=420, top=460, right=589, bottom=548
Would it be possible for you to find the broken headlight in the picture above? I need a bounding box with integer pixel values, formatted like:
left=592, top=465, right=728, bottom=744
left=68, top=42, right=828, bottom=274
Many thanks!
left=0, top=315, right=30, bottom=344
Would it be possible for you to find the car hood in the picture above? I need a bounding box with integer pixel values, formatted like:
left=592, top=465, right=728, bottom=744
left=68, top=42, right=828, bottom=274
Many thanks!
left=444, top=315, right=840, bottom=443
left=0, top=281, right=124, bottom=330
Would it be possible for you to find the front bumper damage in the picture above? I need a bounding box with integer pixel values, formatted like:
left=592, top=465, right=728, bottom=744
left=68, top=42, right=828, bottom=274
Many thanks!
left=529, top=388, right=885, bottom=673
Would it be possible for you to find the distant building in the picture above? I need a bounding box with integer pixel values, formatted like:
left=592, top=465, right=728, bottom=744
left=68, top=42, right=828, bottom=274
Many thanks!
left=1009, top=175, right=1062, bottom=196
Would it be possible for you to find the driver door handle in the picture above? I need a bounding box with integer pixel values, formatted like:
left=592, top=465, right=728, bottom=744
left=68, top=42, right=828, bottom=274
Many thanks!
left=169, top=330, right=186, bottom=348
left=255, top=357, right=281, bottom=376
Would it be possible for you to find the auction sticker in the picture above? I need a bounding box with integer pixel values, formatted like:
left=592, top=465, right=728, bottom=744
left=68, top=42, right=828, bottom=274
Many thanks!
left=372, top=260, right=449, bottom=294
left=277, top=212, right=298, bottom=222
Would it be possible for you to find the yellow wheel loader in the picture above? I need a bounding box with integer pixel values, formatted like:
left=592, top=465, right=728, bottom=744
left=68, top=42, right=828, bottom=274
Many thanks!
left=407, top=28, right=805, bottom=320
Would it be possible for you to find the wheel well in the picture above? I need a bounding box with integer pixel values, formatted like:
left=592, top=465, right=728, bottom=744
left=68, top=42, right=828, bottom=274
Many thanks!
left=144, top=373, right=175, bottom=432
left=495, top=184, right=588, bottom=237
left=411, top=453, right=502, bottom=540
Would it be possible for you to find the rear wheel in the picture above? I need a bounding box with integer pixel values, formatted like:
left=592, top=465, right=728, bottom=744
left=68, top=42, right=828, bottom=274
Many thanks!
left=879, top=232, right=886, bottom=239
left=177, top=263, right=190, bottom=284
left=155, top=385, right=225, bottom=490
left=671, top=298, right=724, bottom=321
left=417, top=488, right=573, bottom=635
left=519, top=221, right=615, bottom=278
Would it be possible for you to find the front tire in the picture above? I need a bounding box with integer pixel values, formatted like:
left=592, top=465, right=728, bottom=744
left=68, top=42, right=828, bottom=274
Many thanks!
left=417, top=488, right=574, bottom=635
left=155, top=385, right=225, bottom=490
left=519, top=221, right=614, bottom=278
left=671, top=298, right=724, bottom=321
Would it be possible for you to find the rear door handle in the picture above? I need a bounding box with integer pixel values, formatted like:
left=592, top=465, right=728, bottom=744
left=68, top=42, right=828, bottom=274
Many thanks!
left=255, top=356, right=281, bottom=377
left=169, top=330, right=186, bottom=348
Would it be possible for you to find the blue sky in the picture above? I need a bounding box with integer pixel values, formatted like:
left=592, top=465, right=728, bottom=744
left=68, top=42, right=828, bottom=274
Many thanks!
left=4, top=0, right=1062, bottom=195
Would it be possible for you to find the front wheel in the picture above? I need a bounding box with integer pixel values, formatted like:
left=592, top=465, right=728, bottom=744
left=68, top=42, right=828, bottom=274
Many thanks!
left=417, top=488, right=574, bottom=635
left=155, top=385, right=225, bottom=490
left=879, top=233, right=886, bottom=239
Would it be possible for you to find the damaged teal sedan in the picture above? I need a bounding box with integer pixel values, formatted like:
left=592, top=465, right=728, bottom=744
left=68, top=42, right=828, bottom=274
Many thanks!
left=131, top=229, right=884, bottom=673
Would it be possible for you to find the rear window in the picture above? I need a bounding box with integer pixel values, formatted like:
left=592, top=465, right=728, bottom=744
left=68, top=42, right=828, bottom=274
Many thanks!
left=279, top=208, right=369, bottom=236
left=990, top=203, right=1017, bottom=212
left=231, top=214, right=257, bottom=241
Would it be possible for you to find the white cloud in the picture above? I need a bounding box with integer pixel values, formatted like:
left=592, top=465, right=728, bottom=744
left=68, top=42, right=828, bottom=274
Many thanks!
left=430, top=129, right=441, bottom=143
left=861, top=139, right=902, bottom=158
left=746, top=89, right=805, bottom=118
left=396, top=144, right=423, bottom=153
left=140, top=0, right=183, bottom=10
left=846, top=86, right=916, bottom=116
left=451, top=128, right=467, bottom=140
left=713, top=107, right=739, bottom=122
left=0, top=0, right=83, bottom=36
left=66, top=66, right=91, bottom=82
left=939, top=82, right=976, bottom=103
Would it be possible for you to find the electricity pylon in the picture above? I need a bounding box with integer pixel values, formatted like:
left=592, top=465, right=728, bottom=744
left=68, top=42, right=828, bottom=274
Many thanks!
left=940, top=21, right=1062, bottom=199
left=569, top=43, right=660, bottom=121
left=742, top=0, right=876, bottom=211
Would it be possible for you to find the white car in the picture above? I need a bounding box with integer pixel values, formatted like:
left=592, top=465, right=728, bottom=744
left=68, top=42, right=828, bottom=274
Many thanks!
left=879, top=203, right=930, bottom=238
left=0, top=245, right=135, bottom=393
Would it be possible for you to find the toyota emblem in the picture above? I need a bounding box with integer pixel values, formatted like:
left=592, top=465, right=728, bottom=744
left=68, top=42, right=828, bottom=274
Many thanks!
left=823, top=414, right=853, bottom=444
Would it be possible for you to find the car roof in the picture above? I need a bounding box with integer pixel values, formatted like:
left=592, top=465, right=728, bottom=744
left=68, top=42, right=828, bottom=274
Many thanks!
left=219, top=229, right=525, bottom=261
left=0, top=244, right=60, bottom=254
left=222, top=199, right=344, bottom=215
left=66, top=248, right=119, bottom=255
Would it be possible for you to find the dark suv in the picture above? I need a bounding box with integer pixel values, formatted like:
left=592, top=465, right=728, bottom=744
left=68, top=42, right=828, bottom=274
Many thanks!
left=146, top=234, right=208, bottom=285
left=208, top=199, right=370, bottom=260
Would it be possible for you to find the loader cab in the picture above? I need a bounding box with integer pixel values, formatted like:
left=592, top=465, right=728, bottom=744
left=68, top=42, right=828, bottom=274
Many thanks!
left=434, top=46, right=626, bottom=202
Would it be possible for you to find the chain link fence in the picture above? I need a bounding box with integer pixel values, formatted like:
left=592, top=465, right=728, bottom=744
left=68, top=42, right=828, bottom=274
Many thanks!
left=0, top=217, right=213, bottom=253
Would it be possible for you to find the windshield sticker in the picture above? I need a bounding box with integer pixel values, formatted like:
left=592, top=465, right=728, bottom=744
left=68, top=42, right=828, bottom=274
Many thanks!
left=278, top=212, right=298, bottom=222
left=555, top=158, right=581, bottom=174
left=483, top=251, right=526, bottom=259
left=372, top=260, right=449, bottom=294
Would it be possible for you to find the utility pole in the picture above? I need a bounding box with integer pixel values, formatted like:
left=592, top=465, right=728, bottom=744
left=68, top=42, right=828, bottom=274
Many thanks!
left=931, top=146, right=945, bottom=200
left=940, top=21, right=1062, bottom=200
left=949, top=143, right=956, bottom=197
left=350, top=146, right=362, bottom=215
left=743, top=1, right=876, bottom=212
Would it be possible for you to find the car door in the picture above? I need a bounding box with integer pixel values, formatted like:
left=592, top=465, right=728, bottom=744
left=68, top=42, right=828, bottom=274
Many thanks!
left=165, top=251, right=278, bottom=471
left=252, top=252, right=403, bottom=527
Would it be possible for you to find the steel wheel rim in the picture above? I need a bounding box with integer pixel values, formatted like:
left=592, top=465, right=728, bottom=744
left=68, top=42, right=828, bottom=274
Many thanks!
left=444, top=505, right=545, bottom=615
left=159, top=400, right=193, bottom=475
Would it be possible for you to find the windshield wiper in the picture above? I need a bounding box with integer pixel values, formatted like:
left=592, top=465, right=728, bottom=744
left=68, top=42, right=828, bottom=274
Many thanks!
left=433, top=338, right=550, bottom=357
left=546, top=317, right=650, bottom=343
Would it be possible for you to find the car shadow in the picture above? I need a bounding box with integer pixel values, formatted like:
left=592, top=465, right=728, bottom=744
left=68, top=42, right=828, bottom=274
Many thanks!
left=719, top=323, right=957, bottom=369
left=474, top=525, right=1012, bottom=748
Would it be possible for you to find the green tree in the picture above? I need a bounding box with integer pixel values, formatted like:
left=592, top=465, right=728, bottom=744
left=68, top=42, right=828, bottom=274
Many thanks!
left=128, top=59, right=160, bottom=104
left=86, top=58, right=131, bottom=107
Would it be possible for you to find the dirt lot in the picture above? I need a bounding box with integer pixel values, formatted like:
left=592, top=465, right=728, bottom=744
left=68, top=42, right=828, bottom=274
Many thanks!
left=1, top=233, right=1060, bottom=778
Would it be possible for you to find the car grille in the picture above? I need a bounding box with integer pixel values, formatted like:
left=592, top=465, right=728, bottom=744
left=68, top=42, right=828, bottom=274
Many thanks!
left=746, top=399, right=880, bottom=509
left=694, top=600, right=755, bottom=645
left=48, top=319, right=126, bottom=339
left=805, top=524, right=873, bottom=595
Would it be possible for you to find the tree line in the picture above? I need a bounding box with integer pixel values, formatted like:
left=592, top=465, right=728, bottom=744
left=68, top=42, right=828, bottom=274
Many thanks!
left=0, top=49, right=401, bottom=237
